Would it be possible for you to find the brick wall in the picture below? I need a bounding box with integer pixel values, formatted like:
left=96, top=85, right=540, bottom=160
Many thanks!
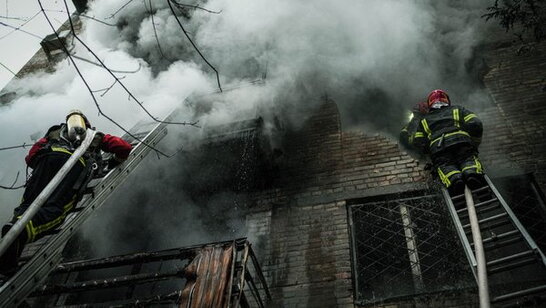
left=480, top=40, right=546, bottom=193
left=246, top=38, right=546, bottom=306
left=246, top=100, right=432, bottom=307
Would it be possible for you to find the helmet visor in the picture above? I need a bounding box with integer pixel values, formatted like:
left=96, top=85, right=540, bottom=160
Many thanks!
left=66, top=113, right=87, bottom=141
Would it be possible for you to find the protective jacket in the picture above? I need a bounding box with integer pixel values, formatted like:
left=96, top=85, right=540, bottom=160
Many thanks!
left=0, top=125, right=132, bottom=275
left=406, top=105, right=482, bottom=156
left=25, top=124, right=132, bottom=168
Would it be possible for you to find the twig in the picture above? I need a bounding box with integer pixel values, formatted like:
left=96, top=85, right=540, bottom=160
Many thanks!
left=38, top=0, right=174, bottom=158
left=0, top=10, right=40, bottom=40
left=61, top=0, right=198, bottom=126
left=106, top=0, right=135, bottom=19
left=0, top=142, right=30, bottom=151
left=72, top=54, right=142, bottom=74
left=91, top=76, right=126, bottom=97
left=0, top=171, right=25, bottom=190
left=79, top=14, right=117, bottom=26
left=171, top=0, right=222, bottom=14
left=0, top=15, right=28, bottom=21
left=43, top=9, right=118, bottom=27
left=0, top=20, right=42, bottom=39
left=147, top=0, right=169, bottom=61
left=167, top=0, right=222, bottom=92
left=0, top=61, right=17, bottom=76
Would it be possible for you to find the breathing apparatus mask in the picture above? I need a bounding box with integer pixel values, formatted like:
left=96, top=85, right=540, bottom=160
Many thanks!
left=66, top=110, right=88, bottom=143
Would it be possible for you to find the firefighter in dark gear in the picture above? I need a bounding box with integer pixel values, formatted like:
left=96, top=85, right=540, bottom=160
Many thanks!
left=0, top=110, right=132, bottom=275
left=401, top=89, right=484, bottom=195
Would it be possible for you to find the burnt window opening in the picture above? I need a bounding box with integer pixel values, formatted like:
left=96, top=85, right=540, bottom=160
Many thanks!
left=348, top=191, right=474, bottom=305
left=492, top=173, right=546, bottom=253
left=186, top=117, right=280, bottom=197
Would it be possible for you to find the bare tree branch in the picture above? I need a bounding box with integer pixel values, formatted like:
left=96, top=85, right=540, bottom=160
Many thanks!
left=0, top=61, right=17, bottom=76
left=0, top=15, right=29, bottom=21
left=0, top=171, right=25, bottom=190
left=0, top=143, right=30, bottom=151
left=0, top=11, right=40, bottom=40
left=91, top=76, right=126, bottom=97
left=79, top=14, right=118, bottom=27
left=146, top=0, right=169, bottom=61
left=72, top=54, right=142, bottom=74
left=171, top=0, right=222, bottom=14
left=44, top=9, right=118, bottom=27
left=106, top=0, right=136, bottom=19
left=0, top=20, right=42, bottom=39
left=38, top=0, right=177, bottom=158
left=167, top=0, right=222, bottom=92
left=59, top=0, right=198, bottom=126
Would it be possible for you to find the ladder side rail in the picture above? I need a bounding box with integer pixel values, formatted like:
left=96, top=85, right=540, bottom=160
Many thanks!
left=0, top=123, right=168, bottom=307
left=484, top=175, right=546, bottom=266
left=0, top=130, right=96, bottom=258
left=442, top=188, right=478, bottom=282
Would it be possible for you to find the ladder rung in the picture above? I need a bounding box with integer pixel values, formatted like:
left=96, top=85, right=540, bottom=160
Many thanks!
left=474, top=198, right=498, bottom=208
left=492, top=284, right=546, bottom=303
left=471, top=185, right=491, bottom=194
left=463, top=212, right=508, bottom=229
left=488, top=250, right=535, bottom=267
left=488, top=257, right=536, bottom=275
left=457, top=200, right=500, bottom=217
left=451, top=193, right=465, bottom=201
left=485, top=237, right=523, bottom=250
left=451, top=185, right=491, bottom=202
left=466, top=219, right=512, bottom=236
left=471, top=230, right=520, bottom=246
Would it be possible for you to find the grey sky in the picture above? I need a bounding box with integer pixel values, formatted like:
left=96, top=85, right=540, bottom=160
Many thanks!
left=0, top=1, right=74, bottom=89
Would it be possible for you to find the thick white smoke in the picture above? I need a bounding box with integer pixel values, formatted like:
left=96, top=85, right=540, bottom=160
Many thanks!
left=0, top=0, right=495, bottom=255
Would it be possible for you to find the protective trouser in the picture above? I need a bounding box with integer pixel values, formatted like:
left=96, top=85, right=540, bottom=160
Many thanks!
left=432, top=144, right=484, bottom=194
left=0, top=152, right=84, bottom=275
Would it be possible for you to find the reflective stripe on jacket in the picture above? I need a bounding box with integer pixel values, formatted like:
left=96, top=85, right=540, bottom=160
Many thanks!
left=405, top=105, right=482, bottom=155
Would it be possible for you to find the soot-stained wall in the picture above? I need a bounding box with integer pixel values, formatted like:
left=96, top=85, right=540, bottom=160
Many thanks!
left=244, top=40, right=546, bottom=308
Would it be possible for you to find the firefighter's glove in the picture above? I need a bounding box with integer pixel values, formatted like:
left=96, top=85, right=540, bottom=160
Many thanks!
left=107, top=157, right=123, bottom=169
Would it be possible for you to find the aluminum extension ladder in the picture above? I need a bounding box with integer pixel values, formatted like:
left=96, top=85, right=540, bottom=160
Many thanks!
left=0, top=118, right=169, bottom=307
left=443, top=175, right=546, bottom=306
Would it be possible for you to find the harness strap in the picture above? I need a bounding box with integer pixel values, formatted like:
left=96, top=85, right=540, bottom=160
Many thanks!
left=50, top=147, right=86, bottom=166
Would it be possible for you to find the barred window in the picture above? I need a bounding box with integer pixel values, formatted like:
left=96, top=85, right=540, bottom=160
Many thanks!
left=348, top=191, right=474, bottom=304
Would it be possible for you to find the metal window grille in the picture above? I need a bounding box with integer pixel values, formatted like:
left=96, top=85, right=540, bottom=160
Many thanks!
left=25, top=239, right=270, bottom=307
left=349, top=191, right=475, bottom=304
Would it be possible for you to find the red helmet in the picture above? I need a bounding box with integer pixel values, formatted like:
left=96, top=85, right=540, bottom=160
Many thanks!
left=427, top=89, right=450, bottom=108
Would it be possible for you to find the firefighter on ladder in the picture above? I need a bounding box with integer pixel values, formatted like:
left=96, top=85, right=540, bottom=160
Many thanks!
left=401, top=89, right=485, bottom=196
left=0, top=110, right=132, bottom=275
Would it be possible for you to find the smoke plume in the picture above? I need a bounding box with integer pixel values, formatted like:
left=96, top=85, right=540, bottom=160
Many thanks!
left=0, top=0, right=496, bottom=257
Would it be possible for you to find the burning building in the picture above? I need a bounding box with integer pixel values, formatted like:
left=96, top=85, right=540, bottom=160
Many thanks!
left=0, top=0, right=545, bottom=307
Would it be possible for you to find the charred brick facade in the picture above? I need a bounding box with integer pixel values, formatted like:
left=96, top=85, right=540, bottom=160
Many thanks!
left=2, top=11, right=546, bottom=307
left=245, top=39, right=546, bottom=307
